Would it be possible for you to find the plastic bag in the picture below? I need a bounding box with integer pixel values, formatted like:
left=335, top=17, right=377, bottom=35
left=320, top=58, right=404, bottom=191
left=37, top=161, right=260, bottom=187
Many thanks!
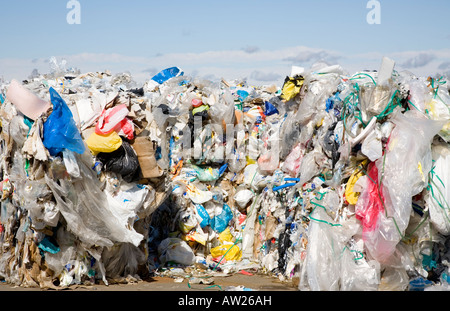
left=151, top=67, right=184, bottom=84
left=211, top=243, right=242, bottom=262
left=179, top=207, right=199, bottom=234
left=102, top=243, right=147, bottom=279
left=145, top=67, right=184, bottom=92
left=63, top=149, right=81, bottom=179
left=86, top=131, right=123, bottom=154
left=196, top=203, right=233, bottom=233
left=234, top=189, right=254, bottom=209
left=281, top=76, right=304, bottom=102
left=158, top=237, right=195, bottom=266
left=97, top=140, right=140, bottom=182
left=425, top=142, right=450, bottom=235
left=358, top=110, right=445, bottom=263
left=43, top=87, right=85, bottom=156
left=282, top=143, right=304, bottom=177
left=191, top=165, right=220, bottom=182
left=345, top=167, right=365, bottom=205
left=340, top=247, right=380, bottom=291
left=298, top=151, right=323, bottom=185
left=359, top=83, right=395, bottom=124
left=301, top=207, right=359, bottom=291
left=44, top=153, right=144, bottom=248
left=361, top=125, right=383, bottom=162
left=355, top=162, right=386, bottom=244
left=95, top=104, right=134, bottom=140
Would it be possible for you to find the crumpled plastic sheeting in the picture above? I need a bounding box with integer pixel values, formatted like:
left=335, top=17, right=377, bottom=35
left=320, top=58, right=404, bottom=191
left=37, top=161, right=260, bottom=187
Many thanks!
left=0, top=57, right=449, bottom=292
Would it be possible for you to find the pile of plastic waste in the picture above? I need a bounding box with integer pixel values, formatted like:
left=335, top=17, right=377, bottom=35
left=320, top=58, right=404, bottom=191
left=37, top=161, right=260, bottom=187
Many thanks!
left=0, top=56, right=449, bottom=291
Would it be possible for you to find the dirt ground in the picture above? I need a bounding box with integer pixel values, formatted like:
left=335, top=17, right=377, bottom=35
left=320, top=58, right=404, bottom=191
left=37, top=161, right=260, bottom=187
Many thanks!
left=0, top=272, right=299, bottom=292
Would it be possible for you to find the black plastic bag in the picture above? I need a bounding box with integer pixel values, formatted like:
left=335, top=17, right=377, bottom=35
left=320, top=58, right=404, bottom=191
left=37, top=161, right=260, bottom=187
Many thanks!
left=97, top=139, right=140, bottom=182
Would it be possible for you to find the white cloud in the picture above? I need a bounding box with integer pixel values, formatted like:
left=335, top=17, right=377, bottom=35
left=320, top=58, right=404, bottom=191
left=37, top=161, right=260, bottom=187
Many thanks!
left=1, top=46, right=449, bottom=86
left=400, top=53, right=436, bottom=69
left=439, top=61, right=450, bottom=70
left=250, top=70, right=282, bottom=82
left=282, top=50, right=340, bottom=64
left=242, top=46, right=260, bottom=54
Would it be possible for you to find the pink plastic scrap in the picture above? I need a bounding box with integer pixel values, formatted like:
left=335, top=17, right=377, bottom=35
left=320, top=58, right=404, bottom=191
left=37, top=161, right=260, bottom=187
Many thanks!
left=95, top=104, right=134, bottom=140
left=6, top=79, right=51, bottom=120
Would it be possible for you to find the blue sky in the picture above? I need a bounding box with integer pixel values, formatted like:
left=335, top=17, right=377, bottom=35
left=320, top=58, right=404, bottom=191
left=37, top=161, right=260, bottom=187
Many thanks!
left=1, top=0, right=450, bottom=85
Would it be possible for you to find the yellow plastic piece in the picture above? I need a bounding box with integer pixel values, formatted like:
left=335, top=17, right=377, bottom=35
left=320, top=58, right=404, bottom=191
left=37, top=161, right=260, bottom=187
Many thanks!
left=210, top=243, right=242, bottom=261
left=86, top=131, right=123, bottom=155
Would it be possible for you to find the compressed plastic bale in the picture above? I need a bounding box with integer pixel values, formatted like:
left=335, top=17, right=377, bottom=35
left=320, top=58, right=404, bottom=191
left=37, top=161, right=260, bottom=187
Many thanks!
left=42, top=87, right=86, bottom=156
left=3, top=56, right=450, bottom=290
left=5, top=79, right=51, bottom=120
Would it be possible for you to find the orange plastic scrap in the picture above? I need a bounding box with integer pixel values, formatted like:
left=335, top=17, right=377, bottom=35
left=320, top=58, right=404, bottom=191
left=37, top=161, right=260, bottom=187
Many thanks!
left=171, top=159, right=184, bottom=180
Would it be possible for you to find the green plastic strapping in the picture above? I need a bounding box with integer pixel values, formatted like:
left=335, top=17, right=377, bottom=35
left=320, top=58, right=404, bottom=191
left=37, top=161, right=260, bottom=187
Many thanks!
left=375, top=90, right=402, bottom=120
left=428, top=179, right=450, bottom=224
left=349, top=73, right=377, bottom=86
left=341, top=246, right=364, bottom=261
left=351, top=249, right=364, bottom=261
left=309, top=200, right=342, bottom=228
left=187, top=280, right=223, bottom=291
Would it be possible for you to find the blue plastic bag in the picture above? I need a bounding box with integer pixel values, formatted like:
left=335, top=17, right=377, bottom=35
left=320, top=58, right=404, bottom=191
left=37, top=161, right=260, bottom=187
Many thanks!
left=264, top=101, right=279, bottom=116
left=196, top=204, right=210, bottom=228
left=43, top=87, right=85, bottom=156
left=151, top=67, right=184, bottom=84
left=212, top=203, right=233, bottom=233
left=196, top=203, right=233, bottom=233
left=38, top=236, right=60, bottom=254
left=237, top=90, right=249, bottom=102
